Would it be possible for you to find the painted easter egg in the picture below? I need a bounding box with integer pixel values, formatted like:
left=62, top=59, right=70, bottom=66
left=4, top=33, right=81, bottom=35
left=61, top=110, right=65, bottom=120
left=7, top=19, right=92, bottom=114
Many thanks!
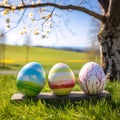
left=48, top=63, right=75, bottom=95
left=78, top=62, right=106, bottom=95
left=16, top=62, right=46, bottom=97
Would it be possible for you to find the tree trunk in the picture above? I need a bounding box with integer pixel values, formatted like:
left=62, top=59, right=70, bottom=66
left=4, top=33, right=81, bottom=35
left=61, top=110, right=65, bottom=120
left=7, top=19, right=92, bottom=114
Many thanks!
left=98, top=0, right=120, bottom=81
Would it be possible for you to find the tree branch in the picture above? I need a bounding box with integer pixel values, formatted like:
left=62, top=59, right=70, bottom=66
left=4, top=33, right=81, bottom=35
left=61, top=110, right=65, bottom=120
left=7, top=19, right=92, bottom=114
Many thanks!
left=0, top=3, right=105, bottom=22
left=4, top=9, right=27, bottom=34
left=41, top=7, right=55, bottom=27
left=21, top=0, right=25, bottom=6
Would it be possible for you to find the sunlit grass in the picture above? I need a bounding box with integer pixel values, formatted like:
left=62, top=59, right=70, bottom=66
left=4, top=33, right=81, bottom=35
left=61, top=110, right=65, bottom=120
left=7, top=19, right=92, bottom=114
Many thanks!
left=1, top=45, right=115, bottom=119
left=1, top=45, right=91, bottom=70
left=0, top=75, right=120, bottom=120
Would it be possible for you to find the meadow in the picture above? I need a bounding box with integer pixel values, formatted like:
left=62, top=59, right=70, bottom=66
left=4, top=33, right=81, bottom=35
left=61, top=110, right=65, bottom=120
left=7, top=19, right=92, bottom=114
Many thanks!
left=0, top=45, right=120, bottom=120
left=0, top=45, right=91, bottom=71
left=0, top=75, right=120, bottom=120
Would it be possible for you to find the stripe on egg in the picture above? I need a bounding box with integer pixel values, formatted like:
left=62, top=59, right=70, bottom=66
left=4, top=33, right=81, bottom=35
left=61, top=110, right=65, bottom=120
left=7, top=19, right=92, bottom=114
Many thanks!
left=48, top=72, right=75, bottom=82
left=53, top=88, right=73, bottom=95
left=16, top=80, right=42, bottom=96
left=49, top=79, right=75, bottom=89
left=49, top=66, right=72, bottom=74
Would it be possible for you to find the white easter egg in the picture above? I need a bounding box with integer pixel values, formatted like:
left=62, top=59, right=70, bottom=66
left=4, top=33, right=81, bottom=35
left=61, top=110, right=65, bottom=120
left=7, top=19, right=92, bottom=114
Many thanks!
left=78, top=62, right=106, bottom=95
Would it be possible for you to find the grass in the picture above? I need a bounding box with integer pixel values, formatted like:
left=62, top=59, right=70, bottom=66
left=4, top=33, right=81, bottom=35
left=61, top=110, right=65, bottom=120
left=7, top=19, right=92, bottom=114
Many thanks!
left=0, top=45, right=98, bottom=71
left=1, top=45, right=119, bottom=120
left=0, top=75, right=120, bottom=120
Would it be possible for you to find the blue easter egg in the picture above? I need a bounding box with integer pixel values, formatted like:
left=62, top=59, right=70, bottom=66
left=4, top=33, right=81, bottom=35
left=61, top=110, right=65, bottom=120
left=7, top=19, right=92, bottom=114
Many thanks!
left=16, top=62, right=46, bottom=97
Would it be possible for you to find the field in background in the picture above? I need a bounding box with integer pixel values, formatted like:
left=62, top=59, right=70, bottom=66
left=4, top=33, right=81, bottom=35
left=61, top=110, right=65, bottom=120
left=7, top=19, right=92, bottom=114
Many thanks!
left=0, top=45, right=99, bottom=71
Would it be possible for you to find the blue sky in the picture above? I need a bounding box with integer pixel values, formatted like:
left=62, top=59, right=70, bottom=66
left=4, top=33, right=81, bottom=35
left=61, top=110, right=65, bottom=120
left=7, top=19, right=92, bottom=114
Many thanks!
left=1, top=0, right=101, bottom=48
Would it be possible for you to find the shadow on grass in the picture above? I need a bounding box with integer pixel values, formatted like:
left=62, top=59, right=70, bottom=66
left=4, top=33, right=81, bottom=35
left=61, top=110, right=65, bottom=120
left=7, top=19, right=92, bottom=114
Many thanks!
left=10, top=97, right=120, bottom=114
left=10, top=81, right=120, bottom=111
left=10, top=93, right=115, bottom=109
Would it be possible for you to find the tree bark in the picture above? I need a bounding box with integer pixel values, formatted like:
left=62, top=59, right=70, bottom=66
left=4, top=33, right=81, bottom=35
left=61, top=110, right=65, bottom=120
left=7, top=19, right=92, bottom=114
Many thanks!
left=98, top=0, right=120, bottom=81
